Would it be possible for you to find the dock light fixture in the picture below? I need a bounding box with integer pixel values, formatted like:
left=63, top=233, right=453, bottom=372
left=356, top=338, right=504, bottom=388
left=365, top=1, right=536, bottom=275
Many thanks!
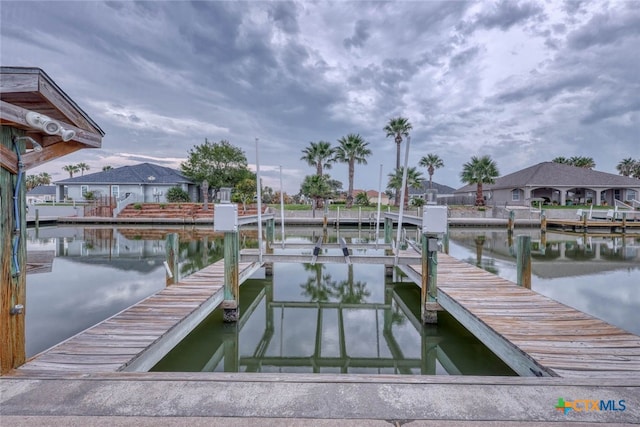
left=13, top=136, right=42, bottom=152
left=25, top=111, right=76, bottom=141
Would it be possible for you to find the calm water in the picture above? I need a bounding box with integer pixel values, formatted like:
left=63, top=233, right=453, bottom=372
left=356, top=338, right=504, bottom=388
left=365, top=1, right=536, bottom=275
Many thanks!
left=25, top=225, right=639, bottom=374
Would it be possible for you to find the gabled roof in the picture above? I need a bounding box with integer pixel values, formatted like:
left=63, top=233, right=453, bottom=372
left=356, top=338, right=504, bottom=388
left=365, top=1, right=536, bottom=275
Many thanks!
left=455, top=162, right=640, bottom=193
left=27, top=185, right=56, bottom=195
left=409, top=180, right=456, bottom=195
left=54, top=163, right=193, bottom=185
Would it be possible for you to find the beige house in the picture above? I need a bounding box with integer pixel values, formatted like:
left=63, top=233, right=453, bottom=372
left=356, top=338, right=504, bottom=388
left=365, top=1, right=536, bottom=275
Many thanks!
left=454, top=162, right=640, bottom=207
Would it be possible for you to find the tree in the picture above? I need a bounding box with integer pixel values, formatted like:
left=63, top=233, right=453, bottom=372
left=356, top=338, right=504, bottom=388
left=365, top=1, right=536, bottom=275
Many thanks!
left=300, top=174, right=335, bottom=209
left=334, top=134, right=372, bottom=208
left=460, top=155, right=500, bottom=206
left=553, top=156, right=595, bottom=169
left=569, top=156, right=595, bottom=169
left=617, top=158, right=637, bottom=177
left=384, top=117, right=412, bottom=206
left=354, top=192, right=370, bottom=206
left=63, top=164, right=79, bottom=178
left=102, top=165, right=113, bottom=172
left=26, top=172, right=52, bottom=190
left=166, top=187, right=190, bottom=202
left=387, top=167, right=424, bottom=208
left=418, top=154, right=444, bottom=189
left=552, top=157, right=569, bottom=164
left=77, top=162, right=90, bottom=176
left=181, top=139, right=253, bottom=200
left=300, top=141, right=334, bottom=177
left=233, top=177, right=256, bottom=212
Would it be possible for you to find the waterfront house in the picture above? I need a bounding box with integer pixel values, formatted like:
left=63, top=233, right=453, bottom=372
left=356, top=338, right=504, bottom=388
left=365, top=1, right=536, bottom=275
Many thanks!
left=54, top=162, right=197, bottom=204
left=408, top=181, right=456, bottom=204
left=454, top=162, right=640, bottom=207
left=26, top=185, right=56, bottom=204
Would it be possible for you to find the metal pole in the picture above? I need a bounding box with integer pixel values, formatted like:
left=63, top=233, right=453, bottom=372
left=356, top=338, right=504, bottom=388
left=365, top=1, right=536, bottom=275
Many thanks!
left=279, top=165, right=285, bottom=248
left=255, top=138, right=263, bottom=263
left=375, top=163, right=383, bottom=247
left=394, top=135, right=411, bottom=265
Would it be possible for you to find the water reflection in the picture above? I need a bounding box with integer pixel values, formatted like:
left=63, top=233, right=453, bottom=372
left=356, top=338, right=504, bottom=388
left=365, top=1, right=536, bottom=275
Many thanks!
left=25, top=226, right=231, bottom=357
left=152, top=252, right=515, bottom=376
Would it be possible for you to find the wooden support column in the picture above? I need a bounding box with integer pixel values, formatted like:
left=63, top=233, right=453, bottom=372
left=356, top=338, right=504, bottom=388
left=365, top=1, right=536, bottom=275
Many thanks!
left=421, top=233, right=438, bottom=324
left=164, top=233, right=179, bottom=286
left=540, top=210, right=547, bottom=234
left=222, top=231, right=240, bottom=322
left=0, top=129, right=26, bottom=374
left=266, top=217, right=274, bottom=249
left=516, top=235, right=532, bottom=289
left=384, top=217, right=393, bottom=244
left=507, top=210, right=515, bottom=234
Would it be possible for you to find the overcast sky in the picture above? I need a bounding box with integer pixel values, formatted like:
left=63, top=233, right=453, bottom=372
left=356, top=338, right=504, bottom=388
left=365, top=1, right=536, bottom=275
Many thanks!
left=2, top=1, right=639, bottom=193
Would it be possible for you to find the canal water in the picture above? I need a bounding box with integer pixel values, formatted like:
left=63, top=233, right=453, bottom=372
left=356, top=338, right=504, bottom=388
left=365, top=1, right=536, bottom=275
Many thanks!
left=25, top=225, right=639, bottom=375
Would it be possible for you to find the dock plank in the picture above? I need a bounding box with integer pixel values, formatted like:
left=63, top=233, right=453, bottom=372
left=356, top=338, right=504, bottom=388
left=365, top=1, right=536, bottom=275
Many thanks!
left=399, top=250, right=640, bottom=379
left=12, top=259, right=260, bottom=376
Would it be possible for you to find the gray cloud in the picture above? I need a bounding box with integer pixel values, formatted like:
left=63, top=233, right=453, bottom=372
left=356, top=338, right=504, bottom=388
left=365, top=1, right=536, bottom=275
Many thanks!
left=344, top=20, right=371, bottom=50
left=474, top=0, right=546, bottom=31
left=1, top=0, right=638, bottom=191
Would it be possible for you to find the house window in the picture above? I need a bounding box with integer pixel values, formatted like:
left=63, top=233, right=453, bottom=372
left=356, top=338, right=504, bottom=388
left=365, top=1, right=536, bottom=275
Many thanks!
left=111, top=186, right=119, bottom=199
left=511, top=189, right=520, bottom=201
left=627, top=190, right=636, bottom=201
left=81, top=185, right=88, bottom=196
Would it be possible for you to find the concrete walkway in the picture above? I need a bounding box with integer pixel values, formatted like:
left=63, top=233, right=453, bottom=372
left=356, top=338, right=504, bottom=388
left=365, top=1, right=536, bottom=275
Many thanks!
left=1, top=374, right=638, bottom=425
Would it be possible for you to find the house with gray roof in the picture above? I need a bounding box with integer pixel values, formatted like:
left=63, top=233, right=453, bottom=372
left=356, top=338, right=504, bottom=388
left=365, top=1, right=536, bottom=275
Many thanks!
left=454, top=162, right=640, bottom=207
left=54, top=163, right=196, bottom=204
left=26, top=185, right=56, bottom=204
left=409, top=181, right=457, bottom=204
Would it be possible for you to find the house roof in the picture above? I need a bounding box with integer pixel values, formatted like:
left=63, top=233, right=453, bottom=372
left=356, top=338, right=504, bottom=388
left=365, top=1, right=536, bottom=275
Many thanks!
left=455, top=162, right=640, bottom=193
left=54, top=163, right=193, bottom=185
left=409, top=180, right=456, bottom=195
left=27, top=185, right=56, bottom=195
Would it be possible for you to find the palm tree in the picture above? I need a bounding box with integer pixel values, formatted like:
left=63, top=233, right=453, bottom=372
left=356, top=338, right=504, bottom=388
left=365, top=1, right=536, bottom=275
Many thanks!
left=387, top=166, right=424, bottom=207
left=552, top=157, right=569, bottom=164
left=384, top=117, right=412, bottom=205
left=334, top=133, right=372, bottom=208
left=617, top=158, right=637, bottom=177
left=569, top=156, right=595, bottom=169
left=62, top=164, right=80, bottom=178
left=460, top=155, right=500, bottom=206
left=418, top=154, right=444, bottom=189
left=300, top=174, right=333, bottom=212
left=102, top=165, right=113, bottom=172
left=300, top=141, right=334, bottom=177
left=77, top=162, right=90, bottom=176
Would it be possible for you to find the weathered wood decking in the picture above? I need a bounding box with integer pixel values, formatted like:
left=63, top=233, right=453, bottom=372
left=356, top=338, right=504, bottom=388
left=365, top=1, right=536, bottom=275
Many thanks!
left=399, top=251, right=640, bottom=379
left=12, top=259, right=261, bottom=376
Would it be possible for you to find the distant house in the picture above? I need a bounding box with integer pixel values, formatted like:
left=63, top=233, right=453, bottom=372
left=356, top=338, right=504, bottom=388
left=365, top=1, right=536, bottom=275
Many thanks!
left=409, top=181, right=456, bottom=204
left=26, top=185, right=56, bottom=204
left=54, top=163, right=197, bottom=203
left=454, top=162, right=640, bottom=206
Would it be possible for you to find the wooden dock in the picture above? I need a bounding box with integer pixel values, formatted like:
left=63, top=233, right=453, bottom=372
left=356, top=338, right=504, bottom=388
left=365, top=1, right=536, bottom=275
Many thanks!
left=398, top=251, right=640, bottom=379
left=12, top=259, right=261, bottom=376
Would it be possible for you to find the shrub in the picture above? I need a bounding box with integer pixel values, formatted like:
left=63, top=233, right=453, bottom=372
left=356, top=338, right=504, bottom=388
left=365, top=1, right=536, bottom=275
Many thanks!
left=166, top=187, right=190, bottom=203
left=133, top=203, right=142, bottom=210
